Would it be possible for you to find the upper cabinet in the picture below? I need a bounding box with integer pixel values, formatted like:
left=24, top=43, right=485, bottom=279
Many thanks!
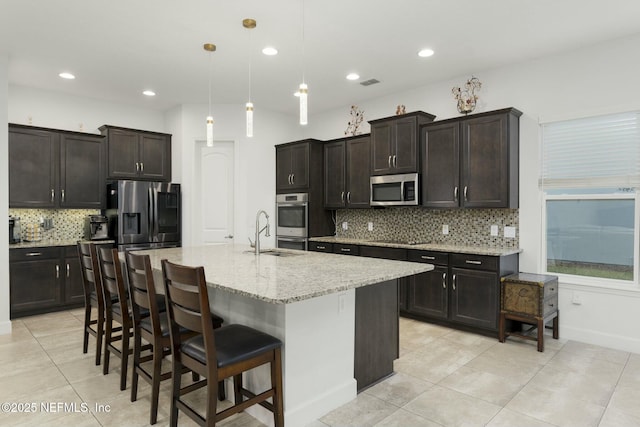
left=324, top=135, right=371, bottom=209
left=276, top=139, right=326, bottom=193
left=9, top=124, right=105, bottom=209
left=369, top=112, right=436, bottom=176
left=100, top=125, right=171, bottom=182
left=421, top=108, right=521, bottom=209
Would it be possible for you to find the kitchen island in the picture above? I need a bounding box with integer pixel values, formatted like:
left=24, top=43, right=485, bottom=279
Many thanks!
left=137, top=244, right=432, bottom=427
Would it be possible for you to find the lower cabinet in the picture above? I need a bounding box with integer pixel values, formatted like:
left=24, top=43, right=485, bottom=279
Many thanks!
left=407, top=266, right=449, bottom=319
left=9, top=244, right=110, bottom=318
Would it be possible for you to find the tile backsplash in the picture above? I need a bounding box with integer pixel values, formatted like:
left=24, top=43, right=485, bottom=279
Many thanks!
left=335, top=207, right=519, bottom=248
left=9, top=209, right=99, bottom=241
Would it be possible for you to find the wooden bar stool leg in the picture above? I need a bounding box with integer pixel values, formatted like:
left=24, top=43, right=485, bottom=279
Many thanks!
left=272, top=347, right=284, bottom=427
left=537, top=318, right=544, bottom=352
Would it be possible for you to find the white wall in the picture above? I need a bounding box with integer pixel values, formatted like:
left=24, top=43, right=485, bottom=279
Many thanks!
left=309, top=32, right=640, bottom=353
left=0, top=55, right=10, bottom=334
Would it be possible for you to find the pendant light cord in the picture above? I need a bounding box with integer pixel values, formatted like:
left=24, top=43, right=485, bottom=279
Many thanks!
left=208, top=51, right=213, bottom=116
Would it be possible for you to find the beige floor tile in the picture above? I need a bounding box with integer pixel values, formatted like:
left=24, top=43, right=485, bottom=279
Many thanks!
left=0, top=384, right=86, bottom=427
left=36, top=328, right=85, bottom=351
left=438, top=365, right=527, bottom=406
left=481, top=338, right=558, bottom=366
left=440, top=328, right=498, bottom=349
left=0, top=365, right=69, bottom=401
left=305, top=420, right=330, bottom=427
left=23, top=315, right=83, bottom=338
left=69, top=369, right=132, bottom=405
left=25, top=412, right=102, bottom=427
left=506, top=383, right=605, bottom=427
left=90, top=392, right=171, bottom=427
left=618, top=353, right=640, bottom=387
left=364, top=372, right=434, bottom=407
left=0, top=340, right=54, bottom=379
left=0, top=339, right=46, bottom=362
left=559, top=340, right=630, bottom=365
left=56, top=357, right=104, bottom=383
left=399, top=318, right=450, bottom=355
left=485, top=408, right=557, bottom=427
left=599, top=407, right=640, bottom=427
left=374, top=408, right=442, bottom=427
left=463, top=350, right=544, bottom=384
left=403, top=385, right=501, bottom=427
left=608, top=383, right=640, bottom=420
left=320, top=393, right=398, bottom=427
left=546, top=349, right=627, bottom=378
left=0, top=321, right=36, bottom=346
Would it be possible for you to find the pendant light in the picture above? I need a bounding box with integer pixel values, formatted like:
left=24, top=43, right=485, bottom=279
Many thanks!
left=299, top=0, right=308, bottom=125
left=243, top=18, right=256, bottom=138
left=204, top=43, right=216, bottom=147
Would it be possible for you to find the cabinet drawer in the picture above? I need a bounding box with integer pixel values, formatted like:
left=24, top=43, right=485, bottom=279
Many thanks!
left=333, top=244, right=360, bottom=256
left=407, top=250, right=448, bottom=265
left=450, top=253, right=497, bottom=271
left=309, top=241, right=334, bottom=253
left=10, top=247, right=60, bottom=262
left=542, top=294, right=559, bottom=318
left=360, top=246, right=407, bottom=261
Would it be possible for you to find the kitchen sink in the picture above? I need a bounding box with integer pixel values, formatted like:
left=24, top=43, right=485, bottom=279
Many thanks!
left=243, top=249, right=303, bottom=257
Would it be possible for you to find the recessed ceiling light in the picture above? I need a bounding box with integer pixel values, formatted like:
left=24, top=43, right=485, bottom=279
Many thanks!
left=262, top=47, right=278, bottom=56
left=142, top=90, right=156, bottom=97
left=418, top=48, right=435, bottom=58
left=59, top=72, right=75, bottom=80
left=346, top=73, right=360, bottom=81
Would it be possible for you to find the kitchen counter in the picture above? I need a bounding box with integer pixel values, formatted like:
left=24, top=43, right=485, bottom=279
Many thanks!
left=135, top=243, right=430, bottom=427
left=137, top=243, right=431, bottom=304
left=9, top=239, right=115, bottom=249
left=309, top=235, right=522, bottom=256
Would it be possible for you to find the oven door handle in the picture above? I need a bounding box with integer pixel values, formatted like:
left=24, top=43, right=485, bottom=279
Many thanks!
left=277, top=203, right=309, bottom=207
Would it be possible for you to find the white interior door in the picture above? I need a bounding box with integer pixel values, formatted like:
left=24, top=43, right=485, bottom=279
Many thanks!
left=198, top=141, right=234, bottom=245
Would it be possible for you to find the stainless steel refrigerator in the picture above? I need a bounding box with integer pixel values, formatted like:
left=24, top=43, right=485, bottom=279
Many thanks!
left=106, top=181, right=181, bottom=251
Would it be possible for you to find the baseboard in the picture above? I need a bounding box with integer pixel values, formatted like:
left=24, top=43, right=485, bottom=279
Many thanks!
left=0, top=320, right=12, bottom=335
left=562, top=325, right=640, bottom=354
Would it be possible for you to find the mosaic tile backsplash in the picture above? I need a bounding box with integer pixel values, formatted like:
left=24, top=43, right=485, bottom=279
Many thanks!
left=335, top=207, right=519, bottom=248
left=9, top=209, right=99, bottom=241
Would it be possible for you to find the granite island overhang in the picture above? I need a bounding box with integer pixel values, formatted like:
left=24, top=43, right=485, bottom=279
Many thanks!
left=135, top=244, right=433, bottom=426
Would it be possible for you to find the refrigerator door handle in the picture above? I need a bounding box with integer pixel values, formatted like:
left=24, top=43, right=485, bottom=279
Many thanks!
left=149, top=186, right=156, bottom=242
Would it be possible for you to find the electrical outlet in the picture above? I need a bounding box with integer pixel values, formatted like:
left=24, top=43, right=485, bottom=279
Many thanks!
left=367, top=222, right=374, bottom=231
left=342, top=221, right=348, bottom=230
left=572, top=291, right=582, bottom=305
left=504, top=226, right=516, bottom=238
left=442, top=224, right=449, bottom=235
left=490, top=225, right=499, bottom=236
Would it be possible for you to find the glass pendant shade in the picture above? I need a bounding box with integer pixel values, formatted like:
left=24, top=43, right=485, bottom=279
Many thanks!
left=206, top=116, right=214, bottom=147
left=246, top=102, right=254, bottom=137
left=299, top=83, right=308, bottom=125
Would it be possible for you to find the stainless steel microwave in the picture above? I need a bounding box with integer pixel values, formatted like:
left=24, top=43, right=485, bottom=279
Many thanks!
left=370, top=173, right=419, bottom=206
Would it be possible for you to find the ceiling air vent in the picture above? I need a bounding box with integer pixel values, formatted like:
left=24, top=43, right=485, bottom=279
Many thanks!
left=360, top=78, right=380, bottom=87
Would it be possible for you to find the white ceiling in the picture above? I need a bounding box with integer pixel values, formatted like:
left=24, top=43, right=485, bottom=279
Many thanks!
left=2, top=1, right=639, bottom=116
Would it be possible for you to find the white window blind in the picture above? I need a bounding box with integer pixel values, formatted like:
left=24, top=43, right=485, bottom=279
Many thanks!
left=541, top=111, right=640, bottom=189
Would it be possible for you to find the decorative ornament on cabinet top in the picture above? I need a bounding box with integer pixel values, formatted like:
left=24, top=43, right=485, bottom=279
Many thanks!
left=452, top=76, right=482, bottom=115
left=344, top=105, right=364, bottom=136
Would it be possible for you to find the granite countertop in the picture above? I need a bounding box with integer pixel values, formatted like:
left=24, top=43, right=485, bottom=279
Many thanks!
left=9, top=239, right=115, bottom=249
left=309, top=236, right=522, bottom=256
left=135, top=244, right=432, bottom=304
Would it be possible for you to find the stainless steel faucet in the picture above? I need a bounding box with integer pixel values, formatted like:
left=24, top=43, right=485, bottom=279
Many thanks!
left=254, top=210, right=270, bottom=254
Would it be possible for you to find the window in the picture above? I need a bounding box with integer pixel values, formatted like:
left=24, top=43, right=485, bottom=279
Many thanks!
left=541, top=112, right=640, bottom=287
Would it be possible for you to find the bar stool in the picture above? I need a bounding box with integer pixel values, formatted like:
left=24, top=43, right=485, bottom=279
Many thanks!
left=126, top=252, right=224, bottom=425
left=161, top=259, right=284, bottom=427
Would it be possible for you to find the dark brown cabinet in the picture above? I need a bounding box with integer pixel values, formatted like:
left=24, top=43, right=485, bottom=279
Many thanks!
left=406, top=250, right=449, bottom=319
left=276, top=140, right=313, bottom=192
left=308, top=241, right=334, bottom=253
left=421, top=108, right=521, bottom=208
left=324, top=135, right=371, bottom=208
left=64, top=246, right=85, bottom=306
left=9, top=125, right=105, bottom=208
left=100, top=125, right=171, bottom=182
left=369, top=112, right=435, bottom=176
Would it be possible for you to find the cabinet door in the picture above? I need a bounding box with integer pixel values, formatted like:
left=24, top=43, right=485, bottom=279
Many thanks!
left=461, top=113, right=510, bottom=207
left=139, top=133, right=171, bottom=181
left=275, top=146, right=292, bottom=192
left=64, top=254, right=85, bottom=305
left=106, top=128, right=139, bottom=179
left=289, top=143, right=310, bottom=189
left=399, top=277, right=408, bottom=312
left=10, top=259, right=62, bottom=316
left=60, top=133, right=105, bottom=208
left=392, top=116, right=418, bottom=173
left=450, top=267, right=499, bottom=330
left=9, top=127, right=58, bottom=208
left=421, top=122, right=460, bottom=208
left=408, top=266, right=448, bottom=319
left=370, top=122, right=393, bottom=175
left=324, top=141, right=346, bottom=208
left=345, top=136, right=371, bottom=208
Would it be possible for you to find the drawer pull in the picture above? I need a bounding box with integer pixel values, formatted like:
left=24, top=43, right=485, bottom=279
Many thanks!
left=25, top=252, right=43, bottom=257
left=550, top=287, right=556, bottom=292
left=421, top=255, right=435, bottom=260
left=549, top=303, right=554, bottom=307
left=452, top=274, right=457, bottom=290
left=465, top=260, right=482, bottom=265
left=317, top=245, right=326, bottom=250
left=340, top=248, right=351, bottom=252
left=442, top=272, right=447, bottom=288
left=56, top=265, right=60, bottom=279
left=66, top=263, right=70, bottom=278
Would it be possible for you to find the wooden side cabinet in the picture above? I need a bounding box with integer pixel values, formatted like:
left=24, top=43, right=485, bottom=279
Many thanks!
left=499, top=273, right=559, bottom=352
left=324, top=135, right=371, bottom=209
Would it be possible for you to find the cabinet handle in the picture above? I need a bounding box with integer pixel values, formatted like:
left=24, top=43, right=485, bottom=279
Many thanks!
left=140, top=162, right=144, bottom=172
left=442, top=272, right=447, bottom=289
left=421, top=255, right=435, bottom=260
left=136, top=162, right=140, bottom=172
left=291, top=173, right=295, bottom=185
left=464, top=186, right=468, bottom=201
left=452, top=274, right=457, bottom=290
left=51, top=189, right=55, bottom=203
left=465, top=260, right=482, bottom=265
left=66, top=263, right=70, bottom=278
left=393, top=155, right=397, bottom=168
left=317, top=245, right=326, bottom=250
left=341, top=191, right=345, bottom=203
left=61, top=189, right=65, bottom=203
left=56, top=265, right=60, bottom=279
left=454, top=186, right=458, bottom=202
left=340, top=248, right=351, bottom=252
left=347, top=192, right=351, bottom=203
left=25, top=252, right=42, bottom=257
left=388, top=155, right=392, bottom=168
